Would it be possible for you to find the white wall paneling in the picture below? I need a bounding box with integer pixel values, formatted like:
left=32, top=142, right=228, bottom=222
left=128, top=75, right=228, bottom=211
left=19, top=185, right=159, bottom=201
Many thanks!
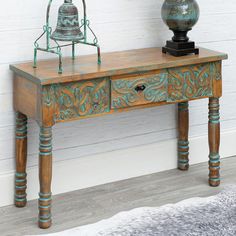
left=0, top=0, right=236, bottom=207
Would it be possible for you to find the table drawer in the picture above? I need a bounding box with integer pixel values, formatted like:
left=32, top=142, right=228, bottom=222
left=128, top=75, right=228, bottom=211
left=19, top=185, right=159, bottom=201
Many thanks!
left=111, top=72, right=168, bottom=109
left=167, top=63, right=215, bottom=102
left=50, top=78, right=110, bottom=122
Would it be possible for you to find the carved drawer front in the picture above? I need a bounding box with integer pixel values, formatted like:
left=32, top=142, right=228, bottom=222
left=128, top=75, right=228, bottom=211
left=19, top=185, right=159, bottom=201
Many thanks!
left=167, top=62, right=220, bottom=102
left=44, top=78, right=110, bottom=122
left=111, top=72, right=168, bottom=109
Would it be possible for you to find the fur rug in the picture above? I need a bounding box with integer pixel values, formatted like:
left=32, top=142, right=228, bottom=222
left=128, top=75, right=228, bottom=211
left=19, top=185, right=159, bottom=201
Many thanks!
left=31, top=186, right=236, bottom=236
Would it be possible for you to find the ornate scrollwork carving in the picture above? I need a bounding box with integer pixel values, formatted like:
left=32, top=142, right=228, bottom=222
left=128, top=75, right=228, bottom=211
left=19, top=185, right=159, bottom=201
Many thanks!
left=111, top=73, right=168, bottom=109
left=41, top=62, right=221, bottom=120
left=167, top=63, right=215, bottom=102
left=42, top=78, right=110, bottom=122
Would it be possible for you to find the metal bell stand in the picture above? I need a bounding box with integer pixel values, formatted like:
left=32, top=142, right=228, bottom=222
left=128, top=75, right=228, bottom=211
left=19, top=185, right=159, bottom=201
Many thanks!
left=33, top=0, right=101, bottom=74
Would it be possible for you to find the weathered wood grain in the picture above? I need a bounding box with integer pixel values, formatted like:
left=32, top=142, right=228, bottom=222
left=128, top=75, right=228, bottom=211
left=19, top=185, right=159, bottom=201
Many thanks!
left=38, top=126, right=53, bottom=229
left=13, top=75, right=39, bottom=121
left=208, top=98, right=221, bottom=187
left=178, top=102, right=189, bottom=170
left=15, top=112, right=28, bottom=207
left=10, top=49, right=226, bottom=127
left=10, top=46, right=226, bottom=228
left=10, top=48, right=227, bottom=85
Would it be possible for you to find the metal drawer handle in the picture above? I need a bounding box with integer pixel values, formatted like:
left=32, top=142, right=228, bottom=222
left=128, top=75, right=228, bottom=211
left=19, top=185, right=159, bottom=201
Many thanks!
left=135, top=84, right=146, bottom=93
left=93, top=102, right=99, bottom=109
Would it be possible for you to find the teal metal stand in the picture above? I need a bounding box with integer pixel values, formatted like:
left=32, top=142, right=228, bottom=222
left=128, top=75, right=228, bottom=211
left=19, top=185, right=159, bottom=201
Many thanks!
left=33, top=0, right=101, bottom=74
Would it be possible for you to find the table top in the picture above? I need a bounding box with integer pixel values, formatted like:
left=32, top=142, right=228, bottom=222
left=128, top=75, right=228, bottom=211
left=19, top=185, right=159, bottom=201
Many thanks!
left=10, top=47, right=228, bottom=85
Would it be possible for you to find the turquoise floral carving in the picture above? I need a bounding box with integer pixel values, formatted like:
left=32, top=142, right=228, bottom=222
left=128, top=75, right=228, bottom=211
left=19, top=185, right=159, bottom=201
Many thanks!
left=43, top=78, right=110, bottom=122
left=111, top=73, right=168, bottom=109
left=42, top=62, right=221, bottom=118
left=167, top=63, right=215, bottom=102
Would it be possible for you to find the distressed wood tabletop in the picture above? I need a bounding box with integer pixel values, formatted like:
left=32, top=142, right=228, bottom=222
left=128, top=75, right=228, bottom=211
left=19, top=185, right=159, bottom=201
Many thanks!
left=10, top=47, right=227, bottom=85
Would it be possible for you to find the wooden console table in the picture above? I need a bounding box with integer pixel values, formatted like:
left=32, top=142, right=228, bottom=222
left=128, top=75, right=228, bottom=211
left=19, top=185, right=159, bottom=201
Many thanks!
left=10, top=47, right=227, bottom=229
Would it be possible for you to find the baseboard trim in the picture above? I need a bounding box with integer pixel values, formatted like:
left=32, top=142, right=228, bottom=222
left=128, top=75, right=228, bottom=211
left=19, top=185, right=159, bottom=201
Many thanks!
left=1, top=130, right=236, bottom=207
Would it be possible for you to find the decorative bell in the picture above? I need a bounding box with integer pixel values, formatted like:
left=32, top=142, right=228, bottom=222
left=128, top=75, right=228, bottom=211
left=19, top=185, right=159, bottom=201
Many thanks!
left=51, top=0, right=84, bottom=42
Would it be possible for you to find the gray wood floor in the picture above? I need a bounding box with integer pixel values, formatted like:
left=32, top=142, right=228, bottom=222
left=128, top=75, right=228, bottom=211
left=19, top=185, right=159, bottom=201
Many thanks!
left=1, top=156, right=236, bottom=236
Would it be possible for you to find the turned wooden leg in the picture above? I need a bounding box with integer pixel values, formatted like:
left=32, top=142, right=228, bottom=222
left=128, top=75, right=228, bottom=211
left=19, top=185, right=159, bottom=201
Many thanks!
left=15, top=112, right=28, bottom=207
left=178, top=102, right=189, bottom=171
left=208, top=98, right=220, bottom=187
left=38, top=126, right=53, bottom=229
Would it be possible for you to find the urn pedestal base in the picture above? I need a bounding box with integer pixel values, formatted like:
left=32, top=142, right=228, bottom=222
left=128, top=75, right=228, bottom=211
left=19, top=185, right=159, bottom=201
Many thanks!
left=163, top=40, right=199, bottom=57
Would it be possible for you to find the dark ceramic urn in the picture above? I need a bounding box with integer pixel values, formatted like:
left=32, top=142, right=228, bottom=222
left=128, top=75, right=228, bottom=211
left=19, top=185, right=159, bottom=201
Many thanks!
left=161, top=0, right=200, bottom=56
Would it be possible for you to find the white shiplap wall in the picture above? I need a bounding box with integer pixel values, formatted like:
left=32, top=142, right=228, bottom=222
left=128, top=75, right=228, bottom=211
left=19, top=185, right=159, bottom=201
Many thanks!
left=0, top=0, right=236, bottom=206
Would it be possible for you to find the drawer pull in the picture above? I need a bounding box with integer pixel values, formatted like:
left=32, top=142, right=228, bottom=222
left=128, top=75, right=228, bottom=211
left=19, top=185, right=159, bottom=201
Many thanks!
left=93, top=102, right=99, bottom=109
left=135, top=84, right=146, bottom=93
